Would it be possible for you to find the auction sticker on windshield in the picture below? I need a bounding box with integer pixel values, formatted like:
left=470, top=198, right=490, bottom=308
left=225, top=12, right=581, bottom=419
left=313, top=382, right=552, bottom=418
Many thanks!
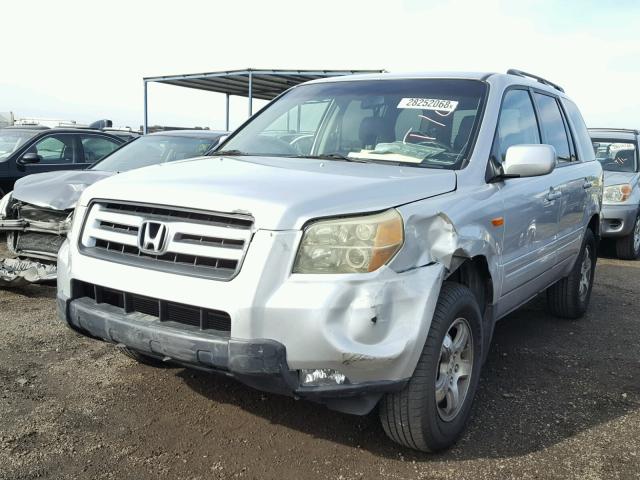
left=397, top=98, right=458, bottom=112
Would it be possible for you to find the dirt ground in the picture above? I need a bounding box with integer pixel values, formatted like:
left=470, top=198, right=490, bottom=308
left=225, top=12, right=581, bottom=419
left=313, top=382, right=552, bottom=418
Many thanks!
left=0, top=253, right=639, bottom=479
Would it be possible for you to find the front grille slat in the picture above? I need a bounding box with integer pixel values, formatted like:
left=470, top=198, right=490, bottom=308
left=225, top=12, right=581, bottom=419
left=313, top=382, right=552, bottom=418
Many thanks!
left=72, top=280, right=231, bottom=335
left=80, top=201, right=253, bottom=281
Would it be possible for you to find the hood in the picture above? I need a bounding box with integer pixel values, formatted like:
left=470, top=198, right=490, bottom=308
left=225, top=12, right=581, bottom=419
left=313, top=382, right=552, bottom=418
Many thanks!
left=80, top=156, right=457, bottom=230
left=13, top=170, right=115, bottom=210
left=603, top=170, right=640, bottom=187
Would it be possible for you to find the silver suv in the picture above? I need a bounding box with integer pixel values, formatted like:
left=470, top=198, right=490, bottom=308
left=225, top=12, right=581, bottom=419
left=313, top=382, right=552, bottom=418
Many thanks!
left=57, top=70, right=602, bottom=452
left=589, top=128, right=640, bottom=259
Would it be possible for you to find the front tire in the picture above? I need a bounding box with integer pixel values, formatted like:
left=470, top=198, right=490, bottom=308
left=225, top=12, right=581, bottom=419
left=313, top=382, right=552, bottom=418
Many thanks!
left=379, top=282, right=483, bottom=452
left=615, top=213, right=640, bottom=260
left=546, top=228, right=596, bottom=319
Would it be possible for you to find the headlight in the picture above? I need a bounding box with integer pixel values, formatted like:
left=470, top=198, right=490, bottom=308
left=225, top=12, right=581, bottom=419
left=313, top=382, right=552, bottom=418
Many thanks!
left=0, top=191, right=13, bottom=219
left=293, top=209, right=404, bottom=274
left=603, top=184, right=632, bottom=203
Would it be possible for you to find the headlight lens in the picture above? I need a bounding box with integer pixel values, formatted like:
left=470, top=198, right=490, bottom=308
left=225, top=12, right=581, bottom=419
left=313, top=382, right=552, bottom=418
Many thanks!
left=603, top=184, right=632, bottom=203
left=0, top=191, right=13, bottom=219
left=293, top=209, right=404, bottom=274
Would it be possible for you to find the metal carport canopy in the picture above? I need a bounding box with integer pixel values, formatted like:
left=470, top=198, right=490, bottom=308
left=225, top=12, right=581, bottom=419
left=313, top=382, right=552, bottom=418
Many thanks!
left=142, top=68, right=386, bottom=133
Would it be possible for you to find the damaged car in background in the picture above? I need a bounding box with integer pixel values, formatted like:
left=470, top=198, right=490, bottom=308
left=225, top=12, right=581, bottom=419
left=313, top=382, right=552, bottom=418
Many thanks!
left=58, top=70, right=602, bottom=452
left=0, top=130, right=227, bottom=286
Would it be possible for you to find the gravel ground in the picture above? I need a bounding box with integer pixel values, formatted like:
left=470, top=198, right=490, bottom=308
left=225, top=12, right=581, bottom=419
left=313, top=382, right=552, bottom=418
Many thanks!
left=0, top=254, right=639, bottom=479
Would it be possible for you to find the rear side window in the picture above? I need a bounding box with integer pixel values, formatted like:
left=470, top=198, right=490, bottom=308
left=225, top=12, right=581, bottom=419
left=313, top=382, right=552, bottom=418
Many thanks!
left=80, top=135, right=121, bottom=163
left=562, top=98, right=595, bottom=162
left=533, top=93, right=572, bottom=162
left=494, top=89, right=540, bottom=162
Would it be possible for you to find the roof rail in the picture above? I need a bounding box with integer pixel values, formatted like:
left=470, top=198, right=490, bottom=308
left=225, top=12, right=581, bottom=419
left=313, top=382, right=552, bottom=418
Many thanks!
left=506, top=69, right=565, bottom=93
left=588, top=127, right=640, bottom=135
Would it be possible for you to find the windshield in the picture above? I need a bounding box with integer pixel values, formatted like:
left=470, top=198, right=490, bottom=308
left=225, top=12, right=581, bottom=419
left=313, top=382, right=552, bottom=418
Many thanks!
left=0, top=130, right=39, bottom=159
left=91, top=134, right=219, bottom=172
left=592, top=139, right=638, bottom=173
left=221, top=79, right=487, bottom=169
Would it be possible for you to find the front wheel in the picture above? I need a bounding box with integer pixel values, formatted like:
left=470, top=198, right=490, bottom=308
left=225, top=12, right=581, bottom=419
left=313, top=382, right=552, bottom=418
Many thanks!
left=546, top=228, right=596, bottom=319
left=615, top=213, right=640, bottom=260
left=379, top=282, right=483, bottom=452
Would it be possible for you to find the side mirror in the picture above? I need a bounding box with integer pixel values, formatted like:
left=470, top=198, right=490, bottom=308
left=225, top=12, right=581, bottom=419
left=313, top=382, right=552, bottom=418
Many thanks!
left=503, top=144, right=556, bottom=178
left=17, top=152, right=42, bottom=166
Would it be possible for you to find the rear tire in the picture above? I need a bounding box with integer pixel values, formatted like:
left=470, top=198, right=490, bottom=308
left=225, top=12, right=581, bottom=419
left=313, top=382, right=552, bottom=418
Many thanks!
left=546, top=228, right=596, bottom=319
left=615, top=213, right=640, bottom=260
left=120, top=347, right=175, bottom=368
left=379, top=282, right=483, bottom=452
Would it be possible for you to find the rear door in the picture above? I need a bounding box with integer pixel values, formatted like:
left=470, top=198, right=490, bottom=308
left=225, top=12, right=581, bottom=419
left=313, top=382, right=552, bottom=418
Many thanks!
left=496, top=88, right=560, bottom=298
left=533, top=92, right=591, bottom=266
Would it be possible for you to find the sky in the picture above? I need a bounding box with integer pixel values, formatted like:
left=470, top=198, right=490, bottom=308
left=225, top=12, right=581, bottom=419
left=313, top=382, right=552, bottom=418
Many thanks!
left=2, top=0, right=640, bottom=130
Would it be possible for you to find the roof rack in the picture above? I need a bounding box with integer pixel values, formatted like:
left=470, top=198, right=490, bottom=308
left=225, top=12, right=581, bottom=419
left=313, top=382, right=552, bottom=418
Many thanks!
left=506, top=69, right=565, bottom=93
left=588, top=128, right=640, bottom=135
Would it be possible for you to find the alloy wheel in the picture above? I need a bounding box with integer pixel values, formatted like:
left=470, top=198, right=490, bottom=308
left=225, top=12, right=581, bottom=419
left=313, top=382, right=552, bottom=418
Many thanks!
left=578, top=246, right=592, bottom=302
left=435, top=318, right=474, bottom=422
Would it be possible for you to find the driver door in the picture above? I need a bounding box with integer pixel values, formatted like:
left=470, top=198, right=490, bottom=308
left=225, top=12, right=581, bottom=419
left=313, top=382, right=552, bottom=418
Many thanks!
left=18, top=133, right=82, bottom=177
left=495, top=89, right=560, bottom=312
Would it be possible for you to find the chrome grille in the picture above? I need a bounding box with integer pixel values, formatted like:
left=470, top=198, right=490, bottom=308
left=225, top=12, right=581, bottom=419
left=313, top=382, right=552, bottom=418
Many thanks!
left=79, top=201, right=254, bottom=280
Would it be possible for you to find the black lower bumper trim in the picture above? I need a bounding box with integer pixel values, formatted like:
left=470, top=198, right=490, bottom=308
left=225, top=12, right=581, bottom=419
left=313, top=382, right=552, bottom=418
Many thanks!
left=59, top=295, right=408, bottom=414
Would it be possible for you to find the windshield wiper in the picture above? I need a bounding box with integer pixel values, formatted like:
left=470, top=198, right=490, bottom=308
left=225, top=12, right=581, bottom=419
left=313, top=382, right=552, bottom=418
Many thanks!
left=301, top=153, right=368, bottom=163
left=210, top=149, right=249, bottom=156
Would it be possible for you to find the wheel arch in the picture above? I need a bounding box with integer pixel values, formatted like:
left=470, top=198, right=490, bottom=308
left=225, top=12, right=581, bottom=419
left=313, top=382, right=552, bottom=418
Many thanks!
left=588, top=213, right=600, bottom=241
left=445, top=256, right=494, bottom=317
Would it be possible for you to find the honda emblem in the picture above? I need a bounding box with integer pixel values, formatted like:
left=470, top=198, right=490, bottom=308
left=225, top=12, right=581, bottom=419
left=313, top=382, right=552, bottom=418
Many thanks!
left=138, top=221, right=169, bottom=255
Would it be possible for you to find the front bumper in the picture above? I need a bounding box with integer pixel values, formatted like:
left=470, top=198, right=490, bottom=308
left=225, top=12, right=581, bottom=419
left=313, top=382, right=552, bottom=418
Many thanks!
left=0, top=217, right=67, bottom=284
left=601, top=204, right=638, bottom=238
left=58, top=293, right=408, bottom=414
left=0, top=257, right=56, bottom=286
left=57, top=226, right=446, bottom=414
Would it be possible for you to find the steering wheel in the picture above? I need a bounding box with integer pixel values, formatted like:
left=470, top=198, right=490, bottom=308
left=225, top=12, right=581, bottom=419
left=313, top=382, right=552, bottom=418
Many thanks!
left=403, top=131, right=451, bottom=151
left=404, top=130, right=451, bottom=151
left=289, top=134, right=315, bottom=154
left=252, top=135, right=297, bottom=155
left=418, top=140, right=451, bottom=151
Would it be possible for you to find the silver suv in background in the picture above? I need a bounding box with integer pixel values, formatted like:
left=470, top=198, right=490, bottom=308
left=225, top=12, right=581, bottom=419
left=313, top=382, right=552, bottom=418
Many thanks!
left=589, top=128, right=640, bottom=259
left=58, top=70, right=602, bottom=452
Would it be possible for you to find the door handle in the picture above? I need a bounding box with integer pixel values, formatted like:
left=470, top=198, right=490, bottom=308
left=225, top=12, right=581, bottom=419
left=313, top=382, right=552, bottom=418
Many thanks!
left=583, top=180, right=593, bottom=189
left=546, top=189, right=562, bottom=201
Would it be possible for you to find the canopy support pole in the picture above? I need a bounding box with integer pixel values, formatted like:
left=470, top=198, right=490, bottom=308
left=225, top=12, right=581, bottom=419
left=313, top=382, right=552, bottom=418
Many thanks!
left=248, top=71, right=253, bottom=117
left=225, top=94, right=230, bottom=131
left=143, top=80, right=148, bottom=134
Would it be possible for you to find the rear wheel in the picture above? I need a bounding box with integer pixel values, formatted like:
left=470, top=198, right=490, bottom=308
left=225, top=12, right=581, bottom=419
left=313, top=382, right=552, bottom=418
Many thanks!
left=546, top=228, right=596, bottom=319
left=379, top=282, right=482, bottom=452
left=615, top=213, right=640, bottom=260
